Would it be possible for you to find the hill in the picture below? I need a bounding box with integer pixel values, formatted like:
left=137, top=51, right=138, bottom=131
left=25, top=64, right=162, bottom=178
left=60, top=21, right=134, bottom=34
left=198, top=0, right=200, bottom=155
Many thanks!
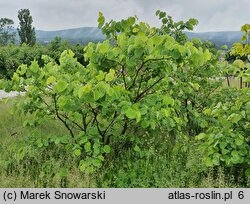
left=186, top=31, right=242, bottom=47
left=35, top=27, right=105, bottom=44
left=32, top=27, right=242, bottom=47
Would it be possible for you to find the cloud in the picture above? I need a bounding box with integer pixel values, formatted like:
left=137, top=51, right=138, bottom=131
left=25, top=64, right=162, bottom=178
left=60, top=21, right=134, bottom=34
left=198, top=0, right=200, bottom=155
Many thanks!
left=0, top=0, right=249, bottom=31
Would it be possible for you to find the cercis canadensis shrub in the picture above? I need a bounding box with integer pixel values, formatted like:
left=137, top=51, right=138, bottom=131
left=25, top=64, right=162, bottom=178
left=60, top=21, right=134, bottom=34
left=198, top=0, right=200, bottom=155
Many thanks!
left=6, top=11, right=218, bottom=173
left=3, top=12, right=249, bottom=178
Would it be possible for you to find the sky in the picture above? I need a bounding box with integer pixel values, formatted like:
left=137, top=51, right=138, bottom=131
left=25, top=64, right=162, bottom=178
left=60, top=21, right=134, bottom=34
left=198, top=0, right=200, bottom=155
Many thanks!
left=0, top=0, right=249, bottom=32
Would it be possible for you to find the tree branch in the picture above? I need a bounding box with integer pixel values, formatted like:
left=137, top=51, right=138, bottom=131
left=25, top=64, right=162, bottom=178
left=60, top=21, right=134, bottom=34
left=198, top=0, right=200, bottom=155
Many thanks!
left=128, top=57, right=171, bottom=91
left=61, top=113, right=85, bottom=132
left=103, top=111, right=118, bottom=136
left=53, top=94, right=74, bottom=138
left=134, top=76, right=164, bottom=102
left=89, top=105, right=104, bottom=138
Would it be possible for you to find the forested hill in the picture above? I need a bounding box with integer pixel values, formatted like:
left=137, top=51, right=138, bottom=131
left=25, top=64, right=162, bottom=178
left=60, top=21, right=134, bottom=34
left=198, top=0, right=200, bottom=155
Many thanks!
left=35, top=27, right=105, bottom=44
left=34, top=27, right=242, bottom=47
left=186, top=31, right=242, bottom=47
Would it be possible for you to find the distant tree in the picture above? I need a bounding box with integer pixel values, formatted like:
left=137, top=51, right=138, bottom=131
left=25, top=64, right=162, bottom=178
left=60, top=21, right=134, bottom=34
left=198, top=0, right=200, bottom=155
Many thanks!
left=17, top=9, right=36, bottom=46
left=241, top=24, right=250, bottom=44
left=0, top=18, right=16, bottom=46
left=49, top=36, right=65, bottom=51
left=48, top=36, right=70, bottom=62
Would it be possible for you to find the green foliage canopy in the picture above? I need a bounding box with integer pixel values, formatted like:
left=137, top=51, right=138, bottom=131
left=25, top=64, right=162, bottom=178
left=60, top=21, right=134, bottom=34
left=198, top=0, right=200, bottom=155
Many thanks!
left=0, top=18, right=16, bottom=46
left=17, top=9, right=36, bottom=46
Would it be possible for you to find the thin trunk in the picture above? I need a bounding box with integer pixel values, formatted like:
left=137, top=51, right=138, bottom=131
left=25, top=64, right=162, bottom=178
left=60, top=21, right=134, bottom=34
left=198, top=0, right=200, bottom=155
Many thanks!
left=226, top=76, right=230, bottom=87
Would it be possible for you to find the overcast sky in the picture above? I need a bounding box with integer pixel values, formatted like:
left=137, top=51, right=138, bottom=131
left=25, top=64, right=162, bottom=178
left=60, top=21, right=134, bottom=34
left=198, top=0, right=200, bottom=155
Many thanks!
left=0, top=0, right=249, bottom=32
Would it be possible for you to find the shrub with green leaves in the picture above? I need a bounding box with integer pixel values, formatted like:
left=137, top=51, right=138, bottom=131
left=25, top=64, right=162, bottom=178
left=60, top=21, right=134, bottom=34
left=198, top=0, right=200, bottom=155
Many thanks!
left=0, top=44, right=47, bottom=79
left=0, top=39, right=86, bottom=80
left=2, top=11, right=249, bottom=182
left=196, top=88, right=250, bottom=176
left=2, top=11, right=220, bottom=173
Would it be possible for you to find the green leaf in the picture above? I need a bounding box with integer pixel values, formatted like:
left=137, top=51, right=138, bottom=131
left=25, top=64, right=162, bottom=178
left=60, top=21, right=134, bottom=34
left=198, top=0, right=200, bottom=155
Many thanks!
left=196, top=133, right=206, bottom=140
left=74, top=149, right=81, bottom=156
left=233, top=60, right=245, bottom=69
left=188, top=18, right=198, bottom=26
left=12, top=73, right=20, bottom=82
left=222, top=148, right=229, bottom=155
left=141, top=120, right=149, bottom=128
left=79, top=160, right=87, bottom=172
left=221, top=45, right=228, bottom=50
left=191, top=52, right=204, bottom=66
left=212, top=153, right=220, bottom=166
left=98, top=12, right=105, bottom=28
left=98, top=155, right=105, bottom=161
left=59, top=135, right=70, bottom=144
left=106, top=87, right=115, bottom=97
left=163, top=95, right=174, bottom=106
left=84, top=142, right=91, bottom=152
left=150, top=120, right=156, bottom=129
left=231, top=150, right=241, bottom=164
left=192, top=83, right=200, bottom=90
left=17, top=65, right=27, bottom=75
left=203, top=108, right=211, bottom=115
left=162, top=18, right=168, bottom=24
left=94, top=146, right=100, bottom=154
left=96, top=71, right=105, bottom=81
left=30, top=61, right=39, bottom=73
left=55, top=138, right=60, bottom=145
left=105, top=69, right=115, bottom=82
left=37, top=141, right=43, bottom=148
left=128, top=17, right=136, bottom=25
left=99, top=41, right=110, bottom=54
left=159, top=11, right=166, bottom=19
left=46, top=76, right=56, bottom=85
left=162, top=108, right=170, bottom=117
left=235, top=138, right=244, bottom=146
left=93, top=89, right=105, bottom=101
left=23, top=120, right=29, bottom=127
left=103, top=145, right=111, bottom=154
left=174, top=117, right=181, bottom=124
left=219, top=142, right=227, bottom=149
left=134, top=145, right=141, bottom=152
left=78, top=84, right=92, bottom=98
left=132, top=28, right=139, bottom=33
left=54, top=80, right=68, bottom=93
left=135, top=111, right=141, bottom=123
left=204, top=49, right=211, bottom=61
left=92, top=159, right=102, bottom=167
left=204, top=157, right=214, bottom=167
left=228, top=113, right=242, bottom=123
left=125, top=108, right=137, bottom=119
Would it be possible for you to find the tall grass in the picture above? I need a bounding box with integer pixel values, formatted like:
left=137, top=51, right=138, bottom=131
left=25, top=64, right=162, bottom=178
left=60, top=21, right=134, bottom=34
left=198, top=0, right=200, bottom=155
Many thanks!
left=0, top=97, right=248, bottom=187
left=223, top=77, right=249, bottom=88
left=0, top=97, right=94, bottom=187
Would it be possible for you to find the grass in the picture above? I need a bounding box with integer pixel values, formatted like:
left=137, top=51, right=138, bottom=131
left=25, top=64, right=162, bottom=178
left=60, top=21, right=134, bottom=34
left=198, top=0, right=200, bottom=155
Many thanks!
left=0, top=97, right=95, bottom=187
left=0, top=97, right=248, bottom=188
left=222, top=77, right=249, bottom=88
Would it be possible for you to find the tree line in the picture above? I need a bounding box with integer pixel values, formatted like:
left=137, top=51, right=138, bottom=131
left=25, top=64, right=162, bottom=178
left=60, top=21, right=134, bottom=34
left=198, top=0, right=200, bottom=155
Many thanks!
left=0, top=9, right=36, bottom=46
